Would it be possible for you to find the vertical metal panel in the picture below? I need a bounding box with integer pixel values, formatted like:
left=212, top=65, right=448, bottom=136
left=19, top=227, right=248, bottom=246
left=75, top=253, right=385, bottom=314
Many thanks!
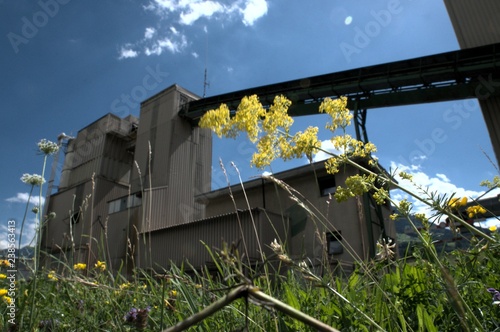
left=444, top=0, right=500, bottom=48
left=444, top=0, right=500, bottom=166
left=137, top=209, right=286, bottom=270
left=480, top=97, right=500, bottom=167
left=132, top=86, right=211, bottom=232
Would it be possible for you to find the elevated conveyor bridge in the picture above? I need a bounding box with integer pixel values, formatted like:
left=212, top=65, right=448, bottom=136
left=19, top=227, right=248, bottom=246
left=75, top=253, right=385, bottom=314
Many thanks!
left=180, top=42, right=500, bottom=127
left=180, top=42, right=500, bottom=253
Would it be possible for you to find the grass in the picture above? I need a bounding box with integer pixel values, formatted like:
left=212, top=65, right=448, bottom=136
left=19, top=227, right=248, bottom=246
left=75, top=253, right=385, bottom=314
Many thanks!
left=1, top=233, right=499, bottom=331
left=4, top=115, right=500, bottom=331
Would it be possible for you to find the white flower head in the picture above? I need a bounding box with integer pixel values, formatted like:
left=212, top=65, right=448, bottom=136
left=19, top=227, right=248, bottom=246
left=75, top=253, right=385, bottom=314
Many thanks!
left=375, top=238, right=396, bottom=261
left=21, top=173, right=45, bottom=186
left=270, top=238, right=282, bottom=254
left=38, top=139, right=59, bottom=155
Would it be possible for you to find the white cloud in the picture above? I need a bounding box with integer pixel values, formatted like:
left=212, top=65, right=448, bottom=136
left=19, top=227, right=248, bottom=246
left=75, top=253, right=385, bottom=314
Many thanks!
left=118, top=47, right=139, bottom=59
left=120, top=0, right=268, bottom=59
left=241, top=0, right=268, bottom=26
left=0, top=218, right=38, bottom=249
left=389, top=161, right=500, bottom=219
left=192, top=52, right=199, bottom=58
left=6, top=193, right=45, bottom=206
left=313, top=140, right=343, bottom=162
left=179, top=1, right=224, bottom=25
left=144, top=27, right=156, bottom=39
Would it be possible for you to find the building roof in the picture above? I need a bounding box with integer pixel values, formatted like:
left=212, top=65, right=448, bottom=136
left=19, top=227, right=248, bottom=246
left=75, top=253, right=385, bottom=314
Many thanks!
left=196, top=156, right=392, bottom=202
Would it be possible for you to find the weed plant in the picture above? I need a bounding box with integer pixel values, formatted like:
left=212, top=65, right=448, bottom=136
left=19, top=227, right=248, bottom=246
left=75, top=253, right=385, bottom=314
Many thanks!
left=2, top=95, right=500, bottom=331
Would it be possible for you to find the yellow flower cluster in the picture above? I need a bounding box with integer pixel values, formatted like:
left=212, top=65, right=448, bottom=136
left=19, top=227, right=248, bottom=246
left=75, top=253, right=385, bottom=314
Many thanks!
left=233, top=95, right=266, bottom=142
left=465, top=205, right=487, bottom=218
left=47, top=271, right=58, bottom=281
left=200, top=95, right=319, bottom=169
left=198, top=104, right=232, bottom=139
left=319, top=96, right=352, bottom=131
left=200, top=93, right=380, bottom=204
left=73, top=263, right=87, bottom=271
left=334, top=174, right=376, bottom=202
left=448, top=197, right=468, bottom=209
left=398, top=171, right=413, bottom=181
left=262, top=95, right=293, bottom=134
left=119, top=282, right=131, bottom=290
left=0, top=289, right=11, bottom=304
left=94, top=260, right=106, bottom=272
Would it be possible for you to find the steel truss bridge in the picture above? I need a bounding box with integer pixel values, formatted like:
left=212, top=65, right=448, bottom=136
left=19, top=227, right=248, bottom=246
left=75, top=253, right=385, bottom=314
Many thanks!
left=180, top=42, right=500, bottom=144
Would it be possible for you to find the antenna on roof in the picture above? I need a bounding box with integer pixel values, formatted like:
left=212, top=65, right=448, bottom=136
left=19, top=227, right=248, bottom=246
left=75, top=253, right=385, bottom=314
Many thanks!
left=203, top=67, right=209, bottom=98
left=203, top=26, right=209, bottom=98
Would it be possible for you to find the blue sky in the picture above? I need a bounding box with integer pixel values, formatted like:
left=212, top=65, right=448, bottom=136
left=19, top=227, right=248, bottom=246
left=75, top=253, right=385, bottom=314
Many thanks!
left=1, top=0, right=499, bottom=248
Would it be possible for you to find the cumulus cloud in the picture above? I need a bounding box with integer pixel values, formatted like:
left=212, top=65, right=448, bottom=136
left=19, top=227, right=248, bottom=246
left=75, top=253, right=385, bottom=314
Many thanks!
left=389, top=161, right=500, bottom=219
left=241, top=0, right=268, bottom=26
left=179, top=1, right=225, bottom=25
left=6, top=193, right=45, bottom=206
left=144, top=27, right=156, bottom=39
left=120, top=0, right=268, bottom=58
left=118, top=47, right=139, bottom=59
left=0, top=218, right=37, bottom=249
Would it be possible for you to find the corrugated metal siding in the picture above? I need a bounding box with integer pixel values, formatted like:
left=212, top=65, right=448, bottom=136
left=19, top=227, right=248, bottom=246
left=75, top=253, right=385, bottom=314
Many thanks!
left=132, top=86, right=212, bottom=232
left=137, top=209, right=286, bottom=270
left=444, top=0, right=500, bottom=167
left=444, top=0, right=500, bottom=48
left=480, top=97, right=500, bottom=170
left=44, top=177, right=131, bottom=267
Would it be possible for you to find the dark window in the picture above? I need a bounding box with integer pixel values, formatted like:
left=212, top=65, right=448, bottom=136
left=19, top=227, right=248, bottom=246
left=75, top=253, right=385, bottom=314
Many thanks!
left=326, top=231, right=343, bottom=255
left=318, top=175, right=336, bottom=196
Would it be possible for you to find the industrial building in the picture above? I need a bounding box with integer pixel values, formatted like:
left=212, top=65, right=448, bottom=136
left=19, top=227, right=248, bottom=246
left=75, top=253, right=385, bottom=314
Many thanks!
left=42, top=84, right=394, bottom=275
left=41, top=1, right=500, bottom=275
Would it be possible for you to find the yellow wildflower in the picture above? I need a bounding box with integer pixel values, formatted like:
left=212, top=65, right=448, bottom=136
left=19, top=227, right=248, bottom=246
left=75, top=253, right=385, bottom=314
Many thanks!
left=47, top=271, right=58, bottom=281
left=489, top=225, right=497, bottom=232
left=119, top=282, right=131, bottom=290
left=198, top=104, right=231, bottom=138
left=262, top=95, right=293, bottom=134
left=448, top=197, right=468, bottom=209
left=94, top=260, right=106, bottom=272
left=0, top=274, right=6, bottom=279
left=466, top=205, right=487, bottom=218
left=0, top=289, right=7, bottom=297
left=3, top=296, right=12, bottom=305
left=290, top=126, right=321, bottom=160
left=73, top=263, right=87, bottom=271
left=169, top=290, right=178, bottom=297
left=319, top=96, right=351, bottom=132
left=233, top=95, right=266, bottom=142
left=0, top=260, right=9, bottom=267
